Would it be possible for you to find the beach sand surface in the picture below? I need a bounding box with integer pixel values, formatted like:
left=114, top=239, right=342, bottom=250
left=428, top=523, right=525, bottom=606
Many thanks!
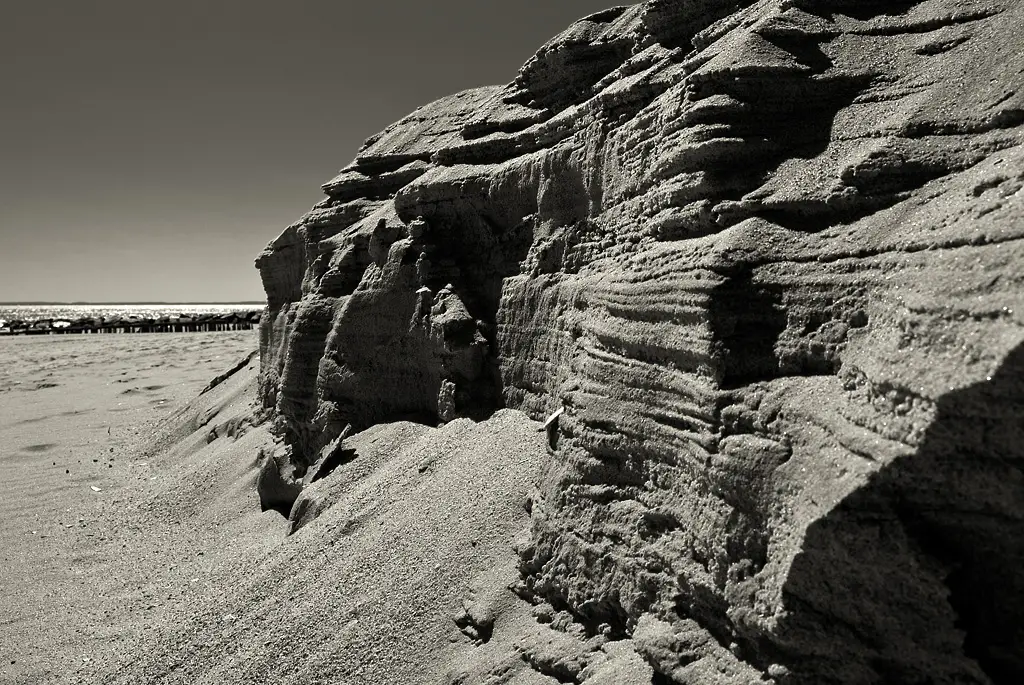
left=0, top=332, right=261, bottom=682
left=0, top=331, right=550, bottom=684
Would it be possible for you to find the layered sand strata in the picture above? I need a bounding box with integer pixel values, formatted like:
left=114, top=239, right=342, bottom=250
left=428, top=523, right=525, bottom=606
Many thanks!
left=255, top=1, right=1024, bottom=682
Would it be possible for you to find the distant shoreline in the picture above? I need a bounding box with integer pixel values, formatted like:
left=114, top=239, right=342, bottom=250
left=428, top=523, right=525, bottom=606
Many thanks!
left=0, top=303, right=265, bottom=336
left=0, top=301, right=266, bottom=306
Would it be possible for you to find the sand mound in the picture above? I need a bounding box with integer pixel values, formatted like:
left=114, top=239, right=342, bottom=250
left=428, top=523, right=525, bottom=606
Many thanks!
left=110, top=403, right=549, bottom=684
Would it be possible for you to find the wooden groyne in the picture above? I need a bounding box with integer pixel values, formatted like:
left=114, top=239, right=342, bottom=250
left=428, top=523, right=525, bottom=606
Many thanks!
left=0, top=310, right=264, bottom=336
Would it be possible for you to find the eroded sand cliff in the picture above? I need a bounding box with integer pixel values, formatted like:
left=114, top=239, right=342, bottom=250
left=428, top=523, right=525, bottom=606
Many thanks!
left=255, top=1, right=1024, bottom=682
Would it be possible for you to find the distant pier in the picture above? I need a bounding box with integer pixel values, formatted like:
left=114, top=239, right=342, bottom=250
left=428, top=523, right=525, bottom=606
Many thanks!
left=0, top=310, right=264, bottom=336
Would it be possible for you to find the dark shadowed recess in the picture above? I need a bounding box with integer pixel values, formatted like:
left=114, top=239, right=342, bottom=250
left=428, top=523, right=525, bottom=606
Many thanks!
left=707, top=265, right=788, bottom=388
left=777, top=341, right=1024, bottom=684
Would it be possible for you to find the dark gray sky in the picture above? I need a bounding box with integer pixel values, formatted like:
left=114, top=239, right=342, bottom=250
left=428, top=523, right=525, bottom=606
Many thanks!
left=0, top=1, right=619, bottom=303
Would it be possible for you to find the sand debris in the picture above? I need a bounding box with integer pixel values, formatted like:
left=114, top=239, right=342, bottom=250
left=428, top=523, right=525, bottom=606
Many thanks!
left=541, top=406, right=564, bottom=430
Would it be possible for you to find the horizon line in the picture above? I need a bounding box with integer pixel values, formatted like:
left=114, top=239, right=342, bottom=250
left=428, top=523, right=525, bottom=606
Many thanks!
left=0, top=301, right=267, bottom=306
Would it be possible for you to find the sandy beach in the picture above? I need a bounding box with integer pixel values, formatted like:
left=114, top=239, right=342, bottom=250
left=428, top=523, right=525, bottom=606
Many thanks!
left=0, top=332, right=263, bottom=683
left=0, top=331, right=549, bottom=684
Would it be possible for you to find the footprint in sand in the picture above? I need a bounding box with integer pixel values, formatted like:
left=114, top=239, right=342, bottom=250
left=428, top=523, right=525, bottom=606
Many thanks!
left=123, top=385, right=166, bottom=395
left=60, top=409, right=94, bottom=418
left=21, top=443, right=57, bottom=454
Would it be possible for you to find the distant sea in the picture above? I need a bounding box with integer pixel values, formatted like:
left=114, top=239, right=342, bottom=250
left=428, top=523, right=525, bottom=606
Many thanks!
left=0, top=303, right=265, bottom=328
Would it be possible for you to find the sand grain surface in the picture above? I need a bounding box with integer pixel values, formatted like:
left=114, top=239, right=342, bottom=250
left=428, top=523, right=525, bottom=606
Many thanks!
left=0, top=332, right=260, bottom=683
left=1, top=331, right=548, bottom=684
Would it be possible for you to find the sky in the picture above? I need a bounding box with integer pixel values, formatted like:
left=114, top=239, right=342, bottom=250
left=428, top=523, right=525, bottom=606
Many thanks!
left=0, top=0, right=620, bottom=303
